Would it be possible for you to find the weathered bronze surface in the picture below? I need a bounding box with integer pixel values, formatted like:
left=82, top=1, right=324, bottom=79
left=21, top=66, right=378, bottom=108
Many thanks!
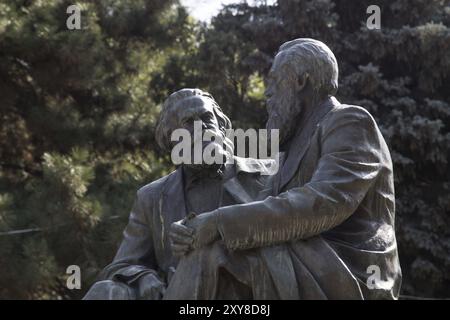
left=85, top=38, right=401, bottom=300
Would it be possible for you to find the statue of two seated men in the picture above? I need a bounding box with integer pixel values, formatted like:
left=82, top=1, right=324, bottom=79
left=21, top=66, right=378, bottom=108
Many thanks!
left=84, top=38, right=402, bottom=300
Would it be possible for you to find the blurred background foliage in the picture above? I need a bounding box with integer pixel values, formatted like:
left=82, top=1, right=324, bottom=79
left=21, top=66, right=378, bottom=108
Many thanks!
left=0, top=0, right=448, bottom=299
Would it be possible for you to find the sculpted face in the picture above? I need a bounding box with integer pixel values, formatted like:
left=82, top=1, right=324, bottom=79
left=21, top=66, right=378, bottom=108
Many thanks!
left=172, top=96, right=226, bottom=170
left=265, top=52, right=303, bottom=146
left=176, top=96, right=219, bottom=136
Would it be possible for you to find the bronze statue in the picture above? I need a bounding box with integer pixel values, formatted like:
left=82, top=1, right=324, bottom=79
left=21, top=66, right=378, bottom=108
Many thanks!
left=85, top=38, right=402, bottom=300
left=167, top=38, right=402, bottom=299
left=83, top=88, right=273, bottom=299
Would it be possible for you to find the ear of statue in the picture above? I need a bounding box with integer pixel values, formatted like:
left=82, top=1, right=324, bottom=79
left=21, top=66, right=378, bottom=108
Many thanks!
left=297, top=73, right=309, bottom=92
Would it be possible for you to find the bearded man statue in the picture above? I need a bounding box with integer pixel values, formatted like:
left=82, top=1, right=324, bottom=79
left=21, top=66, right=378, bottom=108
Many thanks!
left=168, top=38, right=402, bottom=300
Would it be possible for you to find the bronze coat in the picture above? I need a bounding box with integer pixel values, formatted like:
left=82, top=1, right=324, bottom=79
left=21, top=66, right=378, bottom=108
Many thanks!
left=216, top=97, right=402, bottom=299
left=99, top=157, right=274, bottom=288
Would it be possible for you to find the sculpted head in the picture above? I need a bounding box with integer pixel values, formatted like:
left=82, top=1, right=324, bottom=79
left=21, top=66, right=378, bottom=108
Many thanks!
left=265, top=38, right=339, bottom=145
left=155, top=88, right=232, bottom=170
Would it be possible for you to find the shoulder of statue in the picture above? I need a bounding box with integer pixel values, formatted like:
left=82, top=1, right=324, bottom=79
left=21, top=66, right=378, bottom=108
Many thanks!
left=322, top=102, right=377, bottom=128
left=137, top=169, right=179, bottom=203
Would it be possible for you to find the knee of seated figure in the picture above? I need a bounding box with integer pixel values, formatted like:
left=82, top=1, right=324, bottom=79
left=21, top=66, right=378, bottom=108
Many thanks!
left=83, top=280, right=136, bottom=300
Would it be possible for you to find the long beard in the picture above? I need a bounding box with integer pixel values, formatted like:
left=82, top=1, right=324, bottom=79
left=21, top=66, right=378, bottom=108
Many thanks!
left=266, top=93, right=302, bottom=147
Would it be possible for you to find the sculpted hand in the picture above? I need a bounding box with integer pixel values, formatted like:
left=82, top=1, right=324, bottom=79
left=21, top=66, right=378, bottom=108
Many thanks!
left=137, top=273, right=166, bottom=300
left=169, top=218, right=194, bottom=257
left=184, top=210, right=220, bottom=249
left=170, top=211, right=220, bottom=256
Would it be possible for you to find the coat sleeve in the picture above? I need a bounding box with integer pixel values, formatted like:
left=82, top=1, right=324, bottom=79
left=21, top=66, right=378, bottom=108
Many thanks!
left=99, top=188, right=161, bottom=285
left=216, top=106, right=387, bottom=251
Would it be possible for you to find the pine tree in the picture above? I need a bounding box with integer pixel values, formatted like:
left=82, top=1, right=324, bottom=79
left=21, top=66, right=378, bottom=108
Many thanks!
left=1, top=0, right=448, bottom=299
left=0, top=0, right=189, bottom=299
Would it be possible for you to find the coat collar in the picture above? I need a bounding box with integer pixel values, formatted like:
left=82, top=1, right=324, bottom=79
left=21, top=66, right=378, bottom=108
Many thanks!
left=160, top=156, right=275, bottom=216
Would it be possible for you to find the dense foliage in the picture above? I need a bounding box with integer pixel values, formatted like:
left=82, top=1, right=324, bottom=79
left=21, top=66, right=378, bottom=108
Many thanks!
left=0, top=0, right=448, bottom=299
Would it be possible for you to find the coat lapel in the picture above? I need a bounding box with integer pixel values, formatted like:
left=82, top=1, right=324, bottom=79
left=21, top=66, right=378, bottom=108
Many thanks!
left=223, top=177, right=254, bottom=204
left=278, top=97, right=338, bottom=192
left=162, top=168, right=187, bottom=224
left=223, top=156, right=279, bottom=203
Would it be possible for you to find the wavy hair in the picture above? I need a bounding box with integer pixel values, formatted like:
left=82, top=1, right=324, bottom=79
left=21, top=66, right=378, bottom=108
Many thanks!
left=277, top=38, right=339, bottom=97
left=155, top=88, right=232, bottom=153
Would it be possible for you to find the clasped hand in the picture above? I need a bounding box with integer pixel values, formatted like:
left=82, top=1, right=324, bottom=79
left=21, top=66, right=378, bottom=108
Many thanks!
left=169, top=210, right=220, bottom=257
